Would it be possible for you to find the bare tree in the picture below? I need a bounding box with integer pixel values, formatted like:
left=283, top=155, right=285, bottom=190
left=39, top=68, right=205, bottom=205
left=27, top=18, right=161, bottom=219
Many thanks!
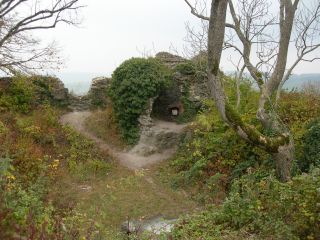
left=184, top=20, right=208, bottom=58
left=229, top=56, right=245, bottom=109
left=276, top=1, right=320, bottom=102
left=184, top=0, right=320, bottom=182
left=0, top=0, right=83, bottom=74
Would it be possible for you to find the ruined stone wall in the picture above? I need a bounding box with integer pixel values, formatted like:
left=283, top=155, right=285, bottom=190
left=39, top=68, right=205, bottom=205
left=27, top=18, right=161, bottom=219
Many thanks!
left=153, top=52, right=210, bottom=120
left=87, top=77, right=111, bottom=108
left=0, top=76, right=70, bottom=107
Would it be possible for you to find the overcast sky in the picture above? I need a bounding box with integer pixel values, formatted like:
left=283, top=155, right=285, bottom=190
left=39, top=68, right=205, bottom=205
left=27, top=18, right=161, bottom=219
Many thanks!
left=36, top=0, right=320, bottom=92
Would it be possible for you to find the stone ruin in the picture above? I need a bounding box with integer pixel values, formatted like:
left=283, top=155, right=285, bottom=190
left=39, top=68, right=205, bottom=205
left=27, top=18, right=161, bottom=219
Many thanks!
left=128, top=52, right=210, bottom=156
left=82, top=52, right=210, bottom=123
left=68, top=76, right=111, bottom=111
left=150, top=51, right=210, bottom=122
left=0, top=76, right=70, bottom=107
left=87, top=76, right=111, bottom=108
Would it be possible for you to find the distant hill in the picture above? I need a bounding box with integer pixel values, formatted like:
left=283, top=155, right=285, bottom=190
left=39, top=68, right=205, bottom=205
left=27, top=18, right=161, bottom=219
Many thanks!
left=56, top=72, right=320, bottom=96
left=284, top=74, right=320, bottom=90
left=226, top=71, right=320, bottom=90
left=55, top=72, right=110, bottom=96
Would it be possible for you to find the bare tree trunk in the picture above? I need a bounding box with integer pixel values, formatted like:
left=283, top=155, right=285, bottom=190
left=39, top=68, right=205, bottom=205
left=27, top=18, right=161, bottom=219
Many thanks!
left=275, top=82, right=284, bottom=104
left=207, top=0, right=229, bottom=121
left=273, top=139, right=294, bottom=182
left=236, top=65, right=245, bottom=109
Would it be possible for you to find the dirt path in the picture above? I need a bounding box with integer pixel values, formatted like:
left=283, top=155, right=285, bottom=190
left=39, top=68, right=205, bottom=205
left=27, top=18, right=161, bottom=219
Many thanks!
left=60, top=111, right=199, bottom=236
left=60, top=111, right=185, bottom=170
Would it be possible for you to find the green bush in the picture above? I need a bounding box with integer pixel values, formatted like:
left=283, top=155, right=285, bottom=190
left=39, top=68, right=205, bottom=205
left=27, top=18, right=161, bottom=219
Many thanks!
left=32, top=75, right=69, bottom=107
left=0, top=75, right=35, bottom=113
left=0, top=104, right=110, bottom=238
left=64, top=126, right=111, bottom=181
left=171, top=99, right=268, bottom=203
left=108, top=58, right=171, bottom=144
left=175, top=61, right=196, bottom=75
left=299, top=119, right=320, bottom=172
left=172, top=168, right=320, bottom=239
left=176, top=81, right=199, bottom=124
left=0, top=156, right=55, bottom=237
left=0, top=75, right=69, bottom=114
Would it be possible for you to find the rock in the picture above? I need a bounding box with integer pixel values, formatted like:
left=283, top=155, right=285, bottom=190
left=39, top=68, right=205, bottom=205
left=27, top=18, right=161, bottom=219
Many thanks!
left=0, top=76, right=70, bottom=107
left=31, top=75, right=70, bottom=106
left=138, top=97, right=157, bottom=129
left=87, top=76, right=111, bottom=108
left=155, top=52, right=185, bottom=68
left=153, top=52, right=210, bottom=121
left=130, top=120, right=184, bottom=157
left=68, top=76, right=111, bottom=111
left=130, top=143, right=157, bottom=157
left=31, top=76, right=70, bottom=106
left=121, top=217, right=177, bottom=236
left=33, top=76, right=69, bottom=103
left=121, top=220, right=142, bottom=235
left=78, top=185, right=92, bottom=191
left=68, top=94, right=91, bottom=111
left=50, top=79, right=69, bottom=101
left=152, top=79, right=182, bottom=120
left=142, top=218, right=177, bottom=235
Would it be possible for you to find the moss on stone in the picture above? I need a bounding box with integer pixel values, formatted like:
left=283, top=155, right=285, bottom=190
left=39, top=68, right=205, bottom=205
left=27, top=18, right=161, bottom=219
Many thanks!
left=175, top=61, right=196, bottom=75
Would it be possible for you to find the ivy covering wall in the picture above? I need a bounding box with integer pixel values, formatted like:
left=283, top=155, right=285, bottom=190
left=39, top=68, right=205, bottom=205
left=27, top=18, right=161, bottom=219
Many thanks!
left=108, top=58, right=171, bottom=144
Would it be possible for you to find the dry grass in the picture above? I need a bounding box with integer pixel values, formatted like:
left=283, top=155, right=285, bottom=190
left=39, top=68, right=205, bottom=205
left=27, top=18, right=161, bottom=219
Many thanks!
left=56, top=109, right=199, bottom=236
left=70, top=160, right=198, bottom=234
left=85, top=107, right=126, bottom=150
left=52, top=149, right=199, bottom=236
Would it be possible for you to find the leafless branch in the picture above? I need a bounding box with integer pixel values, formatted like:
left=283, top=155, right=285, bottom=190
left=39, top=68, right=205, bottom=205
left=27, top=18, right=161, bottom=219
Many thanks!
left=183, top=0, right=235, bottom=28
left=276, top=0, right=320, bottom=102
left=0, top=0, right=84, bottom=74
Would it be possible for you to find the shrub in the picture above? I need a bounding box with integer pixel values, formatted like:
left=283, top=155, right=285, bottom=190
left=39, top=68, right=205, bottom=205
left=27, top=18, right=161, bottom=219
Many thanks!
left=0, top=75, right=35, bottom=113
left=28, top=75, right=70, bottom=108
left=277, top=92, right=320, bottom=174
left=299, top=119, right=320, bottom=172
left=85, top=106, right=125, bottom=149
left=171, top=99, right=268, bottom=203
left=0, top=120, right=8, bottom=136
left=175, top=61, right=196, bottom=75
left=108, top=58, right=171, bottom=144
left=172, top=168, right=320, bottom=239
left=278, top=91, right=320, bottom=126
left=0, top=88, right=112, bottom=238
left=176, top=81, right=200, bottom=124
left=0, top=75, right=69, bottom=114
left=64, top=126, right=111, bottom=181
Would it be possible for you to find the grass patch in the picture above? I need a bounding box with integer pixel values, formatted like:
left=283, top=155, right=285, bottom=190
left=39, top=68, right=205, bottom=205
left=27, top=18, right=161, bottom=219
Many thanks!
left=70, top=161, right=199, bottom=236
left=85, top=107, right=127, bottom=150
left=48, top=124, right=198, bottom=238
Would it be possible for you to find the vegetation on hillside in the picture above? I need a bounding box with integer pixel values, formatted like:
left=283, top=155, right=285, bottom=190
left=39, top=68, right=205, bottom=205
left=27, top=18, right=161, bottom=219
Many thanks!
left=85, top=106, right=126, bottom=150
left=0, top=74, right=200, bottom=239
left=167, top=76, right=320, bottom=239
left=0, top=76, right=112, bottom=239
left=1, top=0, right=320, bottom=238
left=172, top=168, right=320, bottom=239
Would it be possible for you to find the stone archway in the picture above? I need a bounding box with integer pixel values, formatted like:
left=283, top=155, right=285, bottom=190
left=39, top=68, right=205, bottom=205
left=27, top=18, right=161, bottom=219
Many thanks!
left=151, top=81, right=183, bottom=121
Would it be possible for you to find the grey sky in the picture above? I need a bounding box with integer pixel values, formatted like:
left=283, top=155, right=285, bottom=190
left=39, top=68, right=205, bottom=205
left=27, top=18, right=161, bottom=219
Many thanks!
left=38, top=0, right=319, bottom=83
left=40, top=0, right=197, bottom=76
